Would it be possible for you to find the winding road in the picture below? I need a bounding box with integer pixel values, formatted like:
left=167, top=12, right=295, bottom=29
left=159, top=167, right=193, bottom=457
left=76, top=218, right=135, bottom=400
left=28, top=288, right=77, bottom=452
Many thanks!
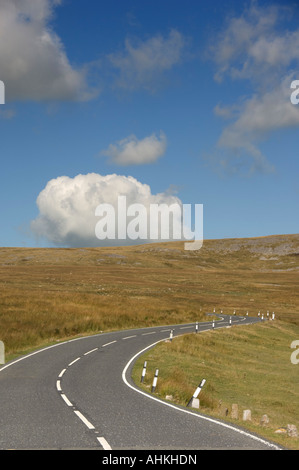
left=0, top=314, right=282, bottom=450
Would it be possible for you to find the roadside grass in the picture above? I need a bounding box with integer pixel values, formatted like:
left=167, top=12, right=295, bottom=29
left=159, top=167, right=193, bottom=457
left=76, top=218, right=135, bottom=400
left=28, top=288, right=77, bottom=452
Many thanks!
left=131, top=320, right=299, bottom=450
left=0, top=235, right=298, bottom=359
left=0, top=273, right=206, bottom=360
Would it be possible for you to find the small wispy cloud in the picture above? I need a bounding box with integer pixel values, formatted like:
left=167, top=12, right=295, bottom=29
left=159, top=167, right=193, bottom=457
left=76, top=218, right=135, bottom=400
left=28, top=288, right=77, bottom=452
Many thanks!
left=108, top=29, right=186, bottom=92
left=0, top=108, right=16, bottom=119
left=100, top=132, right=167, bottom=165
left=207, top=1, right=299, bottom=175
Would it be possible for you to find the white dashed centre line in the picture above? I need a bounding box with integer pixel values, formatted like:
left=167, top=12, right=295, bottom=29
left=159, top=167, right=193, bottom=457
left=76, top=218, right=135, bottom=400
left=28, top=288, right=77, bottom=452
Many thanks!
left=102, top=340, right=117, bottom=347
left=74, top=410, right=95, bottom=430
left=61, top=394, right=73, bottom=407
left=84, top=348, right=98, bottom=355
left=56, top=346, right=114, bottom=450
left=68, top=357, right=80, bottom=366
left=97, top=436, right=112, bottom=450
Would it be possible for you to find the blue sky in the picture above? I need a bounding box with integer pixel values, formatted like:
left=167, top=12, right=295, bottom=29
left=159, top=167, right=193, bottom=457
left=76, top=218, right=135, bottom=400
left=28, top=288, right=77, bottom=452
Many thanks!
left=0, top=0, right=298, bottom=247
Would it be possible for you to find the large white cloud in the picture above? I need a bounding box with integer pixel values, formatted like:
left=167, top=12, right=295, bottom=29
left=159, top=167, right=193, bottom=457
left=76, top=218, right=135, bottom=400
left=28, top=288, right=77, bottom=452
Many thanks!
left=30, top=173, right=186, bottom=247
left=100, top=132, right=167, bottom=165
left=0, top=0, right=96, bottom=102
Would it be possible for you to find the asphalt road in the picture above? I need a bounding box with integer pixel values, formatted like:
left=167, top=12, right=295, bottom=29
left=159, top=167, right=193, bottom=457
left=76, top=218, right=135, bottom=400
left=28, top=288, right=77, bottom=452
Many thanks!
left=0, top=314, right=282, bottom=450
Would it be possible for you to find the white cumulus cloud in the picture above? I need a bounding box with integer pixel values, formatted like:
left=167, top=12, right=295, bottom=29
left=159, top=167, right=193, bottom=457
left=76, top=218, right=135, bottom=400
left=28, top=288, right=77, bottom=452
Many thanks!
left=0, top=0, right=97, bottom=102
left=30, top=173, right=184, bottom=247
left=100, top=132, right=167, bottom=165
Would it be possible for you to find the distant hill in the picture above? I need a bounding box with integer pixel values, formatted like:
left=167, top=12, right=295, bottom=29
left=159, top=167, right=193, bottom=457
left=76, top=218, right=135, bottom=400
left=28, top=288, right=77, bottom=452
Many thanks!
left=1, top=233, right=298, bottom=271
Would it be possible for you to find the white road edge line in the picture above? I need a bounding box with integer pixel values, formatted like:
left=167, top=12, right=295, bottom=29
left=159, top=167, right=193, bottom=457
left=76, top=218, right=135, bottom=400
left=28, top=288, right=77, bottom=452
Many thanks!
left=121, top=336, right=281, bottom=451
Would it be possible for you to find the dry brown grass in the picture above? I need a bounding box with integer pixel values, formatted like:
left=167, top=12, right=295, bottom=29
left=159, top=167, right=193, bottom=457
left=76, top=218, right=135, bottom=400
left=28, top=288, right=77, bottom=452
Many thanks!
left=0, top=234, right=298, bottom=357
left=132, top=320, right=299, bottom=449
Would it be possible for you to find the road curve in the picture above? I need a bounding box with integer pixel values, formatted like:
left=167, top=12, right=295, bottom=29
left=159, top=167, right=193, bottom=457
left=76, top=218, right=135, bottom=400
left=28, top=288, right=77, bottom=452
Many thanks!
left=0, top=315, right=282, bottom=450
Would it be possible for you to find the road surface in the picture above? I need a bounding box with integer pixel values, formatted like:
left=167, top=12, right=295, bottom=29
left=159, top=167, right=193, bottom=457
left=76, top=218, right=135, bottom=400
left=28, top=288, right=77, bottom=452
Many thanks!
left=0, top=314, right=282, bottom=450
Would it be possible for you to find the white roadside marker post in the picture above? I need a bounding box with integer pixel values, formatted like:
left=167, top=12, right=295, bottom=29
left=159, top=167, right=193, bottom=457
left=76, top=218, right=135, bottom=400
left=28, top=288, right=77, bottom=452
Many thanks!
left=195, top=322, right=198, bottom=334
left=151, top=369, right=159, bottom=393
left=141, top=361, right=147, bottom=383
left=170, top=330, right=173, bottom=342
left=187, top=379, right=206, bottom=408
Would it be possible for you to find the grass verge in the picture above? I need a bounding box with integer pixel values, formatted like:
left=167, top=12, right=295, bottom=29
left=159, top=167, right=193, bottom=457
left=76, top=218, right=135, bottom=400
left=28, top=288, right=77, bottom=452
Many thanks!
left=131, top=320, right=299, bottom=450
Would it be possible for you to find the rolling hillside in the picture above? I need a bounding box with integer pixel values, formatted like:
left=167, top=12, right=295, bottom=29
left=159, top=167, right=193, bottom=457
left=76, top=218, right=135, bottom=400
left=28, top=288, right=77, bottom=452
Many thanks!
left=0, top=234, right=298, bottom=357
